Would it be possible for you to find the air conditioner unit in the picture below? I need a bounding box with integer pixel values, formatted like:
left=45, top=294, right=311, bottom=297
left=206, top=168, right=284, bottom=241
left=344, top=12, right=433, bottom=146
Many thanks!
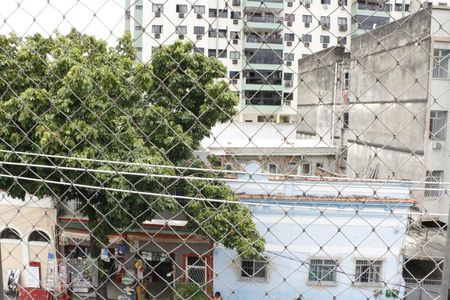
left=305, top=22, right=310, bottom=27
left=232, top=0, right=241, bottom=5
left=287, top=41, right=292, bottom=46
left=323, top=4, right=329, bottom=8
left=432, top=141, right=443, bottom=149
left=196, top=35, right=202, bottom=40
left=322, top=24, right=330, bottom=30
left=322, top=43, right=328, bottom=48
left=233, top=39, right=239, bottom=44
left=339, top=25, right=348, bottom=31
left=287, top=21, right=293, bottom=26
left=285, top=81, right=293, bottom=87
left=155, top=33, right=160, bottom=39
left=304, top=42, right=310, bottom=47
left=231, top=79, right=238, bottom=84
left=233, top=19, right=239, bottom=24
left=305, top=3, right=311, bottom=7
left=179, top=13, right=185, bottom=18
left=288, top=2, right=293, bottom=6
left=232, top=59, right=238, bottom=64
left=285, top=100, right=292, bottom=106
left=286, top=61, right=292, bottom=66
left=179, top=35, right=185, bottom=40
left=155, top=12, right=161, bottom=17
left=197, top=14, right=202, bottom=19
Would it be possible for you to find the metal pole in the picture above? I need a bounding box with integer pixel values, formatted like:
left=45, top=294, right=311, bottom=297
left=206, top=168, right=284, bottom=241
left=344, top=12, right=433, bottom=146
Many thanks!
left=0, top=240, right=4, bottom=300
left=440, top=205, right=450, bottom=299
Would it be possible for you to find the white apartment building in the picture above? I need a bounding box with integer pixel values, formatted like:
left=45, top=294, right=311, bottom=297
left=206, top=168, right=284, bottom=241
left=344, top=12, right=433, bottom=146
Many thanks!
left=125, top=0, right=352, bottom=123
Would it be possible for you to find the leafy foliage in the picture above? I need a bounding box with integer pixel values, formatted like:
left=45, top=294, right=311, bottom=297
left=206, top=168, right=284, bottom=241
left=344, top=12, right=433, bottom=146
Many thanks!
left=0, top=30, right=264, bottom=257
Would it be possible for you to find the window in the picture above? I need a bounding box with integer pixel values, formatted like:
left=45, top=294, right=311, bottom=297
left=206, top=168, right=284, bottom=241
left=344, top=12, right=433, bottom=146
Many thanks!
left=285, top=13, right=295, bottom=22
left=284, top=92, right=293, bottom=100
left=287, top=162, right=298, bottom=173
left=218, top=9, right=228, bottom=18
left=355, top=260, right=382, bottom=284
left=302, top=14, right=312, bottom=23
left=426, top=170, right=444, bottom=197
left=208, top=49, right=216, bottom=57
left=230, top=51, right=240, bottom=59
left=395, top=3, right=402, bottom=11
left=193, top=5, right=205, bottom=14
left=338, top=17, right=347, bottom=25
left=285, top=33, right=295, bottom=41
left=320, top=35, right=330, bottom=44
left=152, top=25, right=162, bottom=34
left=308, top=259, right=338, bottom=283
left=343, top=112, right=349, bottom=129
left=193, top=47, right=204, bottom=54
left=28, top=230, right=50, bottom=243
left=218, top=49, right=227, bottom=58
left=176, top=4, right=187, bottom=13
left=321, top=0, right=331, bottom=4
left=284, top=73, right=293, bottom=81
left=316, top=162, right=324, bottom=169
left=344, top=71, right=350, bottom=87
left=302, top=163, right=311, bottom=175
left=230, top=71, right=240, bottom=79
left=241, top=259, right=268, bottom=279
left=433, top=49, right=450, bottom=79
left=429, top=111, right=447, bottom=140
left=302, top=34, right=312, bottom=43
left=284, top=53, right=294, bottom=61
left=209, top=9, right=217, bottom=17
left=176, top=26, right=187, bottom=35
left=231, top=11, right=241, bottom=19
left=268, top=163, right=279, bottom=174
left=194, top=26, right=205, bottom=35
left=231, top=31, right=240, bottom=39
left=321, top=16, right=330, bottom=27
left=152, top=4, right=163, bottom=13
left=1, top=228, right=20, bottom=240
left=185, top=256, right=207, bottom=284
left=338, top=36, right=347, bottom=45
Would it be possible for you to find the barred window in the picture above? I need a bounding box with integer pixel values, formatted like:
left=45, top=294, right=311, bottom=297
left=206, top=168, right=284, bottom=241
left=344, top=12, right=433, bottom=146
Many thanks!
left=425, top=170, right=444, bottom=198
left=186, top=256, right=207, bottom=284
left=355, top=260, right=382, bottom=284
left=308, top=259, right=338, bottom=283
left=241, top=259, right=268, bottom=279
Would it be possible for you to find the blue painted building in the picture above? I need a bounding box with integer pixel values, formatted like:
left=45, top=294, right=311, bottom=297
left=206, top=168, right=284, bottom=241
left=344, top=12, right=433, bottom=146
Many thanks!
left=214, top=175, right=415, bottom=300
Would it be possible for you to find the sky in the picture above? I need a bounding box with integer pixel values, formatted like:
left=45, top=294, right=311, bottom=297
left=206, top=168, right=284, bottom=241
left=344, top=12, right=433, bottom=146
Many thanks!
left=0, top=0, right=126, bottom=45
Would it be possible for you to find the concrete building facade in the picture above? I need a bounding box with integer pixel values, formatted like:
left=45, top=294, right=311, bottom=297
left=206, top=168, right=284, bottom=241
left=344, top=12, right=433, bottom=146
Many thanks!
left=297, top=6, right=450, bottom=222
left=125, top=0, right=352, bottom=123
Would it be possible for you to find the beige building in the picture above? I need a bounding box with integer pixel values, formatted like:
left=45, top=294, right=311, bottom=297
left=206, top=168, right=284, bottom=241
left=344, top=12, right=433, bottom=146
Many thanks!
left=0, top=193, right=57, bottom=290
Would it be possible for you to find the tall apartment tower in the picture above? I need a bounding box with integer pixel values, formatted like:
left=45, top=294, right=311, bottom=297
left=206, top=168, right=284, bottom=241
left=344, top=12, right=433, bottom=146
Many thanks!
left=125, top=0, right=351, bottom=123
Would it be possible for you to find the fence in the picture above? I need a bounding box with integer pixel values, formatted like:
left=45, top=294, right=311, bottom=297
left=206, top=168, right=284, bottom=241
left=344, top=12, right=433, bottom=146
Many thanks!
left=0, top=0, right=449, bottom=299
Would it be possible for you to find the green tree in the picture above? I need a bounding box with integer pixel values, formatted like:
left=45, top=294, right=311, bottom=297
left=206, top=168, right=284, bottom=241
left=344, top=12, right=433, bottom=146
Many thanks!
left=0, top=31, right=264, bottom=297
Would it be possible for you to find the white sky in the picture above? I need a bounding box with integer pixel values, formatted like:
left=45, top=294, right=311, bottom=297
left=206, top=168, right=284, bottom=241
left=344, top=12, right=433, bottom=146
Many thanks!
left=0, top=0, right=125, bottom=45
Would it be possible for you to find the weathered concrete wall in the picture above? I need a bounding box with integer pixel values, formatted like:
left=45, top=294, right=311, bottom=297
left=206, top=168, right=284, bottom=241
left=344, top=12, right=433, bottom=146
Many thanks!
left=297, top=47, right=350, bottom=142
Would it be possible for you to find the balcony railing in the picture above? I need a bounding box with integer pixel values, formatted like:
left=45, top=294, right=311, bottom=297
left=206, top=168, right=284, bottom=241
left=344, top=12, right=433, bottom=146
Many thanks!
left=246, top=77, right=282, bottom=85
left=245, top=15, right=282, bottom=23
left=354, top=2, right=392, bottom=11
left=246, top=36, right=283, bottom=44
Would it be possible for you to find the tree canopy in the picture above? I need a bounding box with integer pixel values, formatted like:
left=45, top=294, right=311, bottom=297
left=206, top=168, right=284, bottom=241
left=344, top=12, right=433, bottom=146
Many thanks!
left=0, top=30, right=264, bottom=258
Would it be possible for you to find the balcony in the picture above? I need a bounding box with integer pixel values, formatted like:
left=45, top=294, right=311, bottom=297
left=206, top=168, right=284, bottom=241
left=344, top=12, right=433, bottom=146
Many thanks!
left=245, top=35, right=283, bottom=50
left=245, top=15, right=283, bottom=31
left=352, top=2, right=392, bottom=17
left=244, top=0, right=284, bottom=12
